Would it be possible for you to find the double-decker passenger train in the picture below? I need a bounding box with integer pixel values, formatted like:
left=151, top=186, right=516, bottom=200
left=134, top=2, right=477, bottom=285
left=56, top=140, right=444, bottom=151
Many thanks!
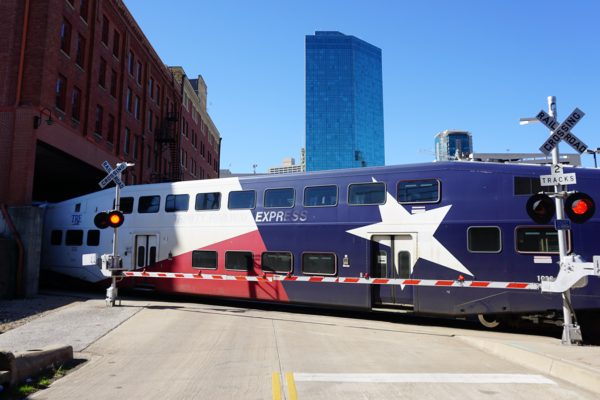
left=40, top=161, right=600, bottom=327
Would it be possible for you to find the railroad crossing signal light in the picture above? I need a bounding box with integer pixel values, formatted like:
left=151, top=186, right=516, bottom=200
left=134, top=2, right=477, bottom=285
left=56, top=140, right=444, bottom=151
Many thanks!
left=564, top=193, right=596, bottom=224
left=94, top=210, right=125, bottom=229
left=526, top=194, right=556, bottom=225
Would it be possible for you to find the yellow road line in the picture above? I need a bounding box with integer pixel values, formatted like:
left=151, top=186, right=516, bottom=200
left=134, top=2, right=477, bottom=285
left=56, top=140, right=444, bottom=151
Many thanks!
left=272, top=372, right=282, bottom=400
left=286, top=372, right=298, bottom=400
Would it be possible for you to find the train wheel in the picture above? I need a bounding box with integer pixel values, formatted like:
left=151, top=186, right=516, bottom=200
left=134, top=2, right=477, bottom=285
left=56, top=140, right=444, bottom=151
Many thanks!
left=478, top=314, right=501, bottom=329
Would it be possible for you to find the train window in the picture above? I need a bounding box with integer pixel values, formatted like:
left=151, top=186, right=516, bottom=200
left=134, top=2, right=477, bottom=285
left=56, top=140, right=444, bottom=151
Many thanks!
left=516, top=227, right=571, bottom=254
left=264, top=188, right=295, bottom=209
left=467, top=227, right=502, bottom=253
left=65, top=230, right=84, bottom=246
left=514, top=177, right=551, bottom=196
left=261, top=252, right=293, bottom=273
left=304, top=185, right=338, bottom=207
left=195, top=193, right=221, bottom=211
left=114, top=197, right=134, bottom=214
left=225, top=251, right=254, bottom=271
left=138, top=196, right=160, bottom=213
left=302, top=253, right=337, bottom=275
left=165, top=194, right=189, bottom=212
left=348, top=182, right=386, bottom=205
left=228, top=190, right=256, bottom=210
left=398, top=251, right=411, bottom=279
left=87, top=230, right=100, bottom=246
left=50, top=230, right=62, bottom=245
left=191, top=250, right=218, bottom=270
left=397, top=180, right=440, bottom=204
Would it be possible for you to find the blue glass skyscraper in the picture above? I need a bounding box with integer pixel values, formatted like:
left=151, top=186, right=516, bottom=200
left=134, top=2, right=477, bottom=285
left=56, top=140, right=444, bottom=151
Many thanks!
left=305, top=31, right=384, bottom=171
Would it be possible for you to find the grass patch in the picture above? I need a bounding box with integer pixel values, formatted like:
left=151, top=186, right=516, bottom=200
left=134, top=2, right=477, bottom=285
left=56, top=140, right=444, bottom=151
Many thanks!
left=0, top=358, right=86, bottom=400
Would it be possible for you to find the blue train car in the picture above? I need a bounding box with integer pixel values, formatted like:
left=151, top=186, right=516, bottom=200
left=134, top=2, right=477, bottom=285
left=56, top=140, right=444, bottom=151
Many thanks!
left=40, top=161, right=600, bottom=326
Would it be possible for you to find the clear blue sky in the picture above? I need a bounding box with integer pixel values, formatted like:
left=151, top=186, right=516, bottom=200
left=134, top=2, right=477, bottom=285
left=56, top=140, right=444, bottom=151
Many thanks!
left=125, top=0, right=600, bottom=172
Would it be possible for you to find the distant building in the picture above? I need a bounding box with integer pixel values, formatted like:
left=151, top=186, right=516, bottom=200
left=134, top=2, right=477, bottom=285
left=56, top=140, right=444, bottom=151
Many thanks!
left=268, top=158, right=303, bottom=174
left=434, top=130, right=473, bottom=161
left=469, top=153, right=581, bottom=166
left=305, top=31, right=384, bottom=171
left=219, top=169, right=267, bottom=178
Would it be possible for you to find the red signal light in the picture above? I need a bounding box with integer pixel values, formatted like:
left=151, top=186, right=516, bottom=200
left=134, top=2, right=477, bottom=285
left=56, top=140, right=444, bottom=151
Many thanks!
left=526, top=194, right=556, bottom=225
left=572, top=199, right=588, bottom=215
left=109, top=213, right=122, bottom=224
left=564, top=193, right=595, bottom=224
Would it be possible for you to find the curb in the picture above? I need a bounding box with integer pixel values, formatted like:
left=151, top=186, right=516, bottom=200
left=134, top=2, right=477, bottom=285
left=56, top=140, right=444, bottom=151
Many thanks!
left=460, top=336, right=600, bottom=396
left=0, top=344, right=73, bottom=387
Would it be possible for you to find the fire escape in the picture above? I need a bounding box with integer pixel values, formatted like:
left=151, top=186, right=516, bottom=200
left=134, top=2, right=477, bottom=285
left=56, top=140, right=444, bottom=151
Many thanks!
left=151, top=110, right=182, bottom=183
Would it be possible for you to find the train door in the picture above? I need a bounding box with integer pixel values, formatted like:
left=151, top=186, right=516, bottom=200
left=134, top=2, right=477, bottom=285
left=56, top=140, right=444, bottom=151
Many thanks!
left=371, top=234, right=416, bottom=306
left=134, top=234, right=158, bottom=289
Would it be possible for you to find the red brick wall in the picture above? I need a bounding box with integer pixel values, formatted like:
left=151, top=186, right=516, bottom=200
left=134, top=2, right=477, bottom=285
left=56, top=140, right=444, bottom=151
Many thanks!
left=0, top=0, right=217, bottom=206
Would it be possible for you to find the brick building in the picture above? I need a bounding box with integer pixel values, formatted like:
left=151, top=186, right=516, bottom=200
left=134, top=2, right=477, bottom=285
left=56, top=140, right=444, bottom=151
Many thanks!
left=0, top=0, right=221, bottom=206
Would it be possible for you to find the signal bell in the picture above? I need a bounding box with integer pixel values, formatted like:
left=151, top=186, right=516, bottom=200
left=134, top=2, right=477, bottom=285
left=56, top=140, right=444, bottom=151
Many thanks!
left=526, top=194, right=556, bottom=225
left=564, top=193, right=596, bottom=224
left=94, top=210, right=125, bottom=229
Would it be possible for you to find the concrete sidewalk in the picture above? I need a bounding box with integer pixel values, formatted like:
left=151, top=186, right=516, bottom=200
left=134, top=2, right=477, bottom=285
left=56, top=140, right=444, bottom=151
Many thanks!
left=460, top=335, right=600, bottom=396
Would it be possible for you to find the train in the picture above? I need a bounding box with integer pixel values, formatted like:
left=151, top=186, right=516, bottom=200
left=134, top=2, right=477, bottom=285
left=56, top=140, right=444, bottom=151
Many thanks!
left=40, top=161, right=600, bottom=328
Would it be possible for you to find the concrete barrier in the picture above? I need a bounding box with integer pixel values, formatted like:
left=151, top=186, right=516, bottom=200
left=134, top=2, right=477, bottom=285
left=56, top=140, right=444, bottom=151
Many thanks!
left=0, top=344, right=73, bottom=387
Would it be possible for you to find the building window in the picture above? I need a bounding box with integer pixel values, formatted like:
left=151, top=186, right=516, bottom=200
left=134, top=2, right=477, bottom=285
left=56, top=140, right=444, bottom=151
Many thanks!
left=165, top=194, right=189, bottom=212
left=304, top=185, right=338, bottom=207
left=225, top=251, right=254, bottom=271
left=134, top=96, right=140, bottom=120
left=261, top=252, right=293, bottom=273
left=228, top=190, right=256, bottom=210
left=75, top=35, right=85, bottom=67
left=208, top=133, right=213, bottom=144
left=128, top=51, right=134, bottom=75
left=131, top=175, right=136, bottom=185
left=264, top=188, right=295, bottom=209
left=302, top=253, right=337, bottom=275
left=126, top=87, right=132, bottom=112
left=146, top=145, right=151, bottom=168
left=132, top=135, right=138, bottom=160
left=79, top=0, right=87, bottom=21
left=208, top=152, right=212, bottom=166
left=95, top=106, right=103, bottom=136
left=110, top=70, right=117, bottom=98
left=148, top=110, right=153, bottom=132
left=149, top=77, right=154, bottom=99
left=136, top=61, right=142, bottom=84
left=112, top=31, right=120, bottom=58
left=55, top=75, right=66, bottom=110
left=153, top=152, right=157, bottom=173
left=467, top=227, right=502, bottom=253
left=107, top=114, right=114, bottom=144
left=397, top=180, right=441, bottom=204
left=71, top=87, right=81, bottom=121
left=138, top=196, right=160, bottom=213
left=154, top=116, right=159, bottom=133
left=124, top=128, right=130, bottom=155
left=99, top=58, right=106, bottom=87
left=348, top=182, right=386, bottom=205
left=191, top=250, right=217, bottom=270
left=156, top=86, right=160, bottom=106
left=60, top=20, right=71, bottom=54
left=101, top=16, right=109, bottom=44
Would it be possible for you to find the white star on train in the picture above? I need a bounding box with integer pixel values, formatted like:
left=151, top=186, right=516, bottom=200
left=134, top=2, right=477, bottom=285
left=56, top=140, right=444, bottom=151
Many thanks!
left=346, top=180, right=473, bottom=278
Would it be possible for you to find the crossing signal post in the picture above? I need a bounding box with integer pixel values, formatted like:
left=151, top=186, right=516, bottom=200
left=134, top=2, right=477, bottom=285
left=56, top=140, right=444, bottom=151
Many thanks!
left=95, top=161, right=134, bottom=306
left=521, top=96, right=595, bottom=345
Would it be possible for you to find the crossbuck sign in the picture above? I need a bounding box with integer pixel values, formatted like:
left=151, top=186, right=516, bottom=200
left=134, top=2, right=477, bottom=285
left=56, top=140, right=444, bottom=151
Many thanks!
left=536, top=108, right=588, bottom=155
left=99, top=161, right=126, bottom=189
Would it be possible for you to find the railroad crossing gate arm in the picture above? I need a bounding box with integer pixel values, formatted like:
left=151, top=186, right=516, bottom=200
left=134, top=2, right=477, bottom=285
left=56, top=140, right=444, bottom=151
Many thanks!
left=541, top=255, right=600, bottom=293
